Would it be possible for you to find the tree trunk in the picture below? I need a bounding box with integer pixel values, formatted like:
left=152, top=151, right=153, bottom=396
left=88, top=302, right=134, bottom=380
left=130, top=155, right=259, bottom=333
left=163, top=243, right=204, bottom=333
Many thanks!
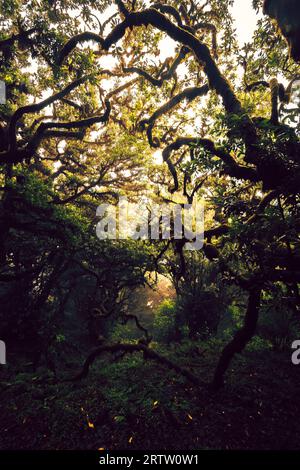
left=211, top=288, right=261, bottom=390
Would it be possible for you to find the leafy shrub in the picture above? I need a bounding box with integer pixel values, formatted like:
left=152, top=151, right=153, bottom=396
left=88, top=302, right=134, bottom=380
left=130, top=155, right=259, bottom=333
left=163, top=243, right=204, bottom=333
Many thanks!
left=153, top=299, right=177, bottom=343
left=177, top=288, right=223, bottom=339
left=258, top=292, right=300, bottom=351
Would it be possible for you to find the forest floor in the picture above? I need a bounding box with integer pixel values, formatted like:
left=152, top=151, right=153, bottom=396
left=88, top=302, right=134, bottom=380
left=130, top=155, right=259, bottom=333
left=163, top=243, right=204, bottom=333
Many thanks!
left=0, top=338, right=299, bottom=450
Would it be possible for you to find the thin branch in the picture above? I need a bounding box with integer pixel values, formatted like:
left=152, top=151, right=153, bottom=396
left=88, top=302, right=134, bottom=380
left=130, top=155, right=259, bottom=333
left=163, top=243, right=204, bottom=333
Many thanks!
left=121, top=314, right=151, bottom=341
left=140, top=85, right=209, bottom=147
left=123, top=46, right=189, bottom=87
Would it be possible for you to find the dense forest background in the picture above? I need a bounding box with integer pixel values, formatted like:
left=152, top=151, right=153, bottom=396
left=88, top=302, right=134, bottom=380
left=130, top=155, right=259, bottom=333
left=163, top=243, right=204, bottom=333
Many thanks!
left=0, top=0, right=299, bottom=451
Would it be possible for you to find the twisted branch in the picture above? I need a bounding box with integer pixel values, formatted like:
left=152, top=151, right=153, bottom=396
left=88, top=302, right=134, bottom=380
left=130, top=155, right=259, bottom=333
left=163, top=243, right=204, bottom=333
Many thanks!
left=69, top=342, right=202, bottom=386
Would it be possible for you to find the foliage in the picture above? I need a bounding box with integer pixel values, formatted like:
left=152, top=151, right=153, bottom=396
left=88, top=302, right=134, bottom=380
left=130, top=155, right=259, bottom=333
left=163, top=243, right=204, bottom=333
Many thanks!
left=176, top=256, right=230, bottom=339
left=258, top=289, right=300, bottom=351
left=153, top=299, right=177, bottom=343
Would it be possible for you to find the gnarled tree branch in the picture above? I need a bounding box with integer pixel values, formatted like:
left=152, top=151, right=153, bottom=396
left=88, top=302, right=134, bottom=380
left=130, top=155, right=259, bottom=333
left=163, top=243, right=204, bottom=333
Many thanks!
left=69, top=341, right=202, bottom=386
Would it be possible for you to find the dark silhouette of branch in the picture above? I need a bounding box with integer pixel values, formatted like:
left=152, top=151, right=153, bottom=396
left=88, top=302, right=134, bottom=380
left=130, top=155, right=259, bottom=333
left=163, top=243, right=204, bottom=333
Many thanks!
left=69, top=342, right=202, bottom=386
left=151, top=3, right=183, bottom=26
left=204, top=224, right=229, bottom=242
left=121, top=314, right=151, bottom=341
left=0, top=27, right=36, bottom=50
left=58, top=32, right=104, bottom=65
left=140, top=85, right=209, bottom=147
left=123, top=46, right=189, bottom=86
left=246, top=190, right=279, bottom=224
left=2, top=100, right=111, bottom=165
left=245, top=81, right=269, bottom=92
left=8, top=76, right=90, bottom=152
left=212, top=288, right=262, bottom=389
left=162, top=137, right=259, bottom=192
left=270, top=78, right=279, bottom=124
